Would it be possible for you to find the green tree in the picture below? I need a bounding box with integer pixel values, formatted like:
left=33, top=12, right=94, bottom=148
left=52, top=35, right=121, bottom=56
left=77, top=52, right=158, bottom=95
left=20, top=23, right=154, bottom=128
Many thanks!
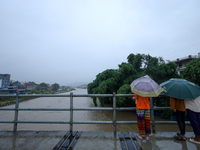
left=118, top=53, right=146, bottom=85
left=88, top=53, right=180, bottom=107
left=118, top=62, right=138, bottom=85
left=29, top=82, right=37, bottom=85
left=38, top=82, right=48, bottom=87
left=143, top=55, right=179, bottom=84
left=52, top=83, right=60, bottom=91
left=183, top=58, right=200, bottom=86
left=90, top=69, right=120, bottom=94
left=127, top=53, right=143, bottom=72
left=116, top=84, right=134, bottom=107
left=155, top=61, right=180, bottom=84
left=87, top=80, right=98, bottom=94
left=143, top=54, right=159, bottom=78
left=88, top=69, right=120, bottom=107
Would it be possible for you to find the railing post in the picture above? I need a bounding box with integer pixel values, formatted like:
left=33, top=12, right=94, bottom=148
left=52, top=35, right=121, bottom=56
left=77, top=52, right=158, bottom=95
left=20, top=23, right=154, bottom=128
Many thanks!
left=70, top=92, right=73, bottom=133
left=13, top=92, right=19, bottom=132
left=113, top=92, right=116, bottom=133
left=150, top=98, right=155, bottom=133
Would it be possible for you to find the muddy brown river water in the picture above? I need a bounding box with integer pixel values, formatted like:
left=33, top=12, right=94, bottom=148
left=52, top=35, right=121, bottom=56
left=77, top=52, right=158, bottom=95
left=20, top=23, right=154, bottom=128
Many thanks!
left=0, top=88, right=193, bottom=132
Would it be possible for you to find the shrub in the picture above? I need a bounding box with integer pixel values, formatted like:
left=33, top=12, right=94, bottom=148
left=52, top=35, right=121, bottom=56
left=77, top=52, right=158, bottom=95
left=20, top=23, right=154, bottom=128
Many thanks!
left=161, top=110, right=173, bottom=119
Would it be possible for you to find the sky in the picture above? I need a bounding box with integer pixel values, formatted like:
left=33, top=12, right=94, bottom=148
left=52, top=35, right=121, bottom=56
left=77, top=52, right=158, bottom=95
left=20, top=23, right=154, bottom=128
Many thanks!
left=1, top=0, right=200, bottom=86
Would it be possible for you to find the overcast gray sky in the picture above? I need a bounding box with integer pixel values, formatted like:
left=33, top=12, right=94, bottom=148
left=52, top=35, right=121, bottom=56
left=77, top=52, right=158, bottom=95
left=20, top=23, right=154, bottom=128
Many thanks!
left=1, top=0, right=200, bottom=86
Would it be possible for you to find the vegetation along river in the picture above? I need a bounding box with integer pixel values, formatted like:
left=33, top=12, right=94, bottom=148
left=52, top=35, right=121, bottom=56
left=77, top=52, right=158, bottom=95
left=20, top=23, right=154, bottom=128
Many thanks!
left=0, top=88, right=193, bottom=132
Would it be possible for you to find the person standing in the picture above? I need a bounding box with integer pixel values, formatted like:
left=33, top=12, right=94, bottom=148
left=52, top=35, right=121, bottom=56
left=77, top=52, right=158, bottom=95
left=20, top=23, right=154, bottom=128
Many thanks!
left=132, top=94, right=151, bottom=140
left=184, top=96, right=200, bottom=144
left=170, top=97, right=186, bottom=140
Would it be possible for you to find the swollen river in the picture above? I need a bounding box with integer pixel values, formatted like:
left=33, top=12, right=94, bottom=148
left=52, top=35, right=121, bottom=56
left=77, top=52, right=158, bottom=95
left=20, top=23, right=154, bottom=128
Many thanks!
left=0, top=88, right=193, bottom=132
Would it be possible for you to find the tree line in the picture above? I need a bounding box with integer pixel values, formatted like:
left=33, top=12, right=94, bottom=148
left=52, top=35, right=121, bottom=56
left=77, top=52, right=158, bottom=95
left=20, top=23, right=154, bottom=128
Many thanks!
left=37, top=82, right=60, bottom=91
left=10, top=82, right=61, bottom=91
left=87, top=53, right=200, bottom=107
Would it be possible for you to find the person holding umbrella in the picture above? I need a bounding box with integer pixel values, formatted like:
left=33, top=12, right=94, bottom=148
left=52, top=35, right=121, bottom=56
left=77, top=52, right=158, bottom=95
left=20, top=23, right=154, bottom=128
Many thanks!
left=160, top=78, right=200, bottom=141
left=184, top=96, right=200, bottom=144
left=170, top=97, right=186, bottom=140
left=130, top=75, right=164, bottom=141
left=132, top=94, right=151, bottom=140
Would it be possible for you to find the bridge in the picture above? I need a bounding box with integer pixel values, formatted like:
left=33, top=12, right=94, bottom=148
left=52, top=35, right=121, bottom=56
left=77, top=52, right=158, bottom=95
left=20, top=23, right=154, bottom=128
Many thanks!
left=0, top=93, right=199, bottom=149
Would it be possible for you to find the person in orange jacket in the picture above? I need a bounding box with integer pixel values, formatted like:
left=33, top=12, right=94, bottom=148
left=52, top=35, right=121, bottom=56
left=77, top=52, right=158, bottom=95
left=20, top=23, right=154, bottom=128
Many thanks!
left=132, top=94, right=151, bottom=141
left=170, top=97, right=186, bottom=140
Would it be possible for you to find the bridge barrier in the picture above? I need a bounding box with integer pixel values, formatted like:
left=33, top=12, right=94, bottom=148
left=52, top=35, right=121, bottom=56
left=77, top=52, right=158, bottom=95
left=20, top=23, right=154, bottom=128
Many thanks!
left=0, top=92, right=190, bottom=133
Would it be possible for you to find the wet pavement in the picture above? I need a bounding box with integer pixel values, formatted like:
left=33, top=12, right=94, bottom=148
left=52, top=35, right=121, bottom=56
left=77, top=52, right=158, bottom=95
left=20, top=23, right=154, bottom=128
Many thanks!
left=0, top=131, right=200, bottom=150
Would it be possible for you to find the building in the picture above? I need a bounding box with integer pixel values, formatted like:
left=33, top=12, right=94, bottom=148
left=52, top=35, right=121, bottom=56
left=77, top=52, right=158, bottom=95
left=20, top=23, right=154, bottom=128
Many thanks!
left=24, top=83, right=37, bottom=91
left=0, top=74, right=10, bottom=89
left=12, top=81, right=21, bottom=87
left=173, top=53, right=200, bottom=74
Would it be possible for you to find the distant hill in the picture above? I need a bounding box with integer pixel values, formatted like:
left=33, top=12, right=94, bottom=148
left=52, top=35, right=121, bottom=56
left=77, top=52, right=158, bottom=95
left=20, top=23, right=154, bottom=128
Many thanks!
left=68, top=82, right=89, bottom=87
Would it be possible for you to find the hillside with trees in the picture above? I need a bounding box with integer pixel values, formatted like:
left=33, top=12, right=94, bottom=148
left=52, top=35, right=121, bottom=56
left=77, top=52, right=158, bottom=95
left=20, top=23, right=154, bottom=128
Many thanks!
left=87, top=53, right=180, bottom=107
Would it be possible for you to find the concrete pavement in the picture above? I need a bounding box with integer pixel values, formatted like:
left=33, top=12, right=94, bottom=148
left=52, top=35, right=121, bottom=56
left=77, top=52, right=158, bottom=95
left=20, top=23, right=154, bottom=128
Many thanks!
left=0, top=131, right=200, bottom=150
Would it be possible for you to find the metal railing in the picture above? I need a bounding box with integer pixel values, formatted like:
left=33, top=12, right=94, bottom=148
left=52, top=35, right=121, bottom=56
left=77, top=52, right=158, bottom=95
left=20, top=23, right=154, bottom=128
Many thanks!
left=0, top=92, right=190, bottom=133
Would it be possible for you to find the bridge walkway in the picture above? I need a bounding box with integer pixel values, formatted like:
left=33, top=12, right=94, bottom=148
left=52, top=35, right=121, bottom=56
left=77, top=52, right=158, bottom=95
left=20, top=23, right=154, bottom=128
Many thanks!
left=0, top=131, right=199, bottom=150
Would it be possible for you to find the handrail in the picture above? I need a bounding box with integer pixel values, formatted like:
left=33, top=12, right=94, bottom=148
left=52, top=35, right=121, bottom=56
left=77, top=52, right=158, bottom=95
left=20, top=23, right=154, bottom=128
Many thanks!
left=0, top=92, right=190, bottom=133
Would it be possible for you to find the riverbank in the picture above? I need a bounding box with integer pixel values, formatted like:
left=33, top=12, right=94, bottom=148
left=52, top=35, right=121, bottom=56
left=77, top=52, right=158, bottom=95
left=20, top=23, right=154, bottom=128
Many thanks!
left=0, top=89, right=75, bottom=107
left=0, top=97, right=36, bottom=107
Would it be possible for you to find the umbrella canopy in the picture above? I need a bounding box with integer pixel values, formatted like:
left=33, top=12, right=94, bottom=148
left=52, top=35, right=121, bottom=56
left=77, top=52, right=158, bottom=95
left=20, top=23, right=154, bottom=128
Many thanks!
left=160, top=78, right=200, bottom=99
left=130, top=75, right=164, bottom=97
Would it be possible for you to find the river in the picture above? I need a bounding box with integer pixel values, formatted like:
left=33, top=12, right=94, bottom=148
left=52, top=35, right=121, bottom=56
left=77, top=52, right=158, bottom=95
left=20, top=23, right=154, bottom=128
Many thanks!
left=0, top=88, right=193, bottom=132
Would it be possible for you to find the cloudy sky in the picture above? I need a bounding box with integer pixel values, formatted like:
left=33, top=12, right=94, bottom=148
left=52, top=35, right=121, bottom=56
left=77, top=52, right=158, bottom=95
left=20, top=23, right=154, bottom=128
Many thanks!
left=1, top=0, right=200, bottom=86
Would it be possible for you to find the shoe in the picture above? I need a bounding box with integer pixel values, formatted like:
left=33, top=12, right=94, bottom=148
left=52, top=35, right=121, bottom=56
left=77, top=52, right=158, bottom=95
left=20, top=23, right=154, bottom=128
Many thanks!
left=174, top=135, right=186, bottom=141
left=137, top=133, right=143, bottom=140
left=177, top=133, right=181, bottom=136
left=190, top=136, right=195, bottom=139
left=187, top=138, right=200, bottom=144
left=146, top=135, right=150, bottom=141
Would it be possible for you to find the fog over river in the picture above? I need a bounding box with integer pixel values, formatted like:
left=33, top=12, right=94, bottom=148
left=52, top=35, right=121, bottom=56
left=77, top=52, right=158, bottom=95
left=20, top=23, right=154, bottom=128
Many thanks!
left=0, top=89, right=193, bottom=132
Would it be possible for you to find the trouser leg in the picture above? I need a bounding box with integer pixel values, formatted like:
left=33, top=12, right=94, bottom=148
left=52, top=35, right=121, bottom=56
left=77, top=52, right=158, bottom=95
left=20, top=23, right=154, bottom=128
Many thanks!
left=144, top=109, right=151, bottom=135
left=187, top=109, right=200, bottom=135
left=176, top=110, right=185, bottom=135
left=136, top=109, right=145, bottom=135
